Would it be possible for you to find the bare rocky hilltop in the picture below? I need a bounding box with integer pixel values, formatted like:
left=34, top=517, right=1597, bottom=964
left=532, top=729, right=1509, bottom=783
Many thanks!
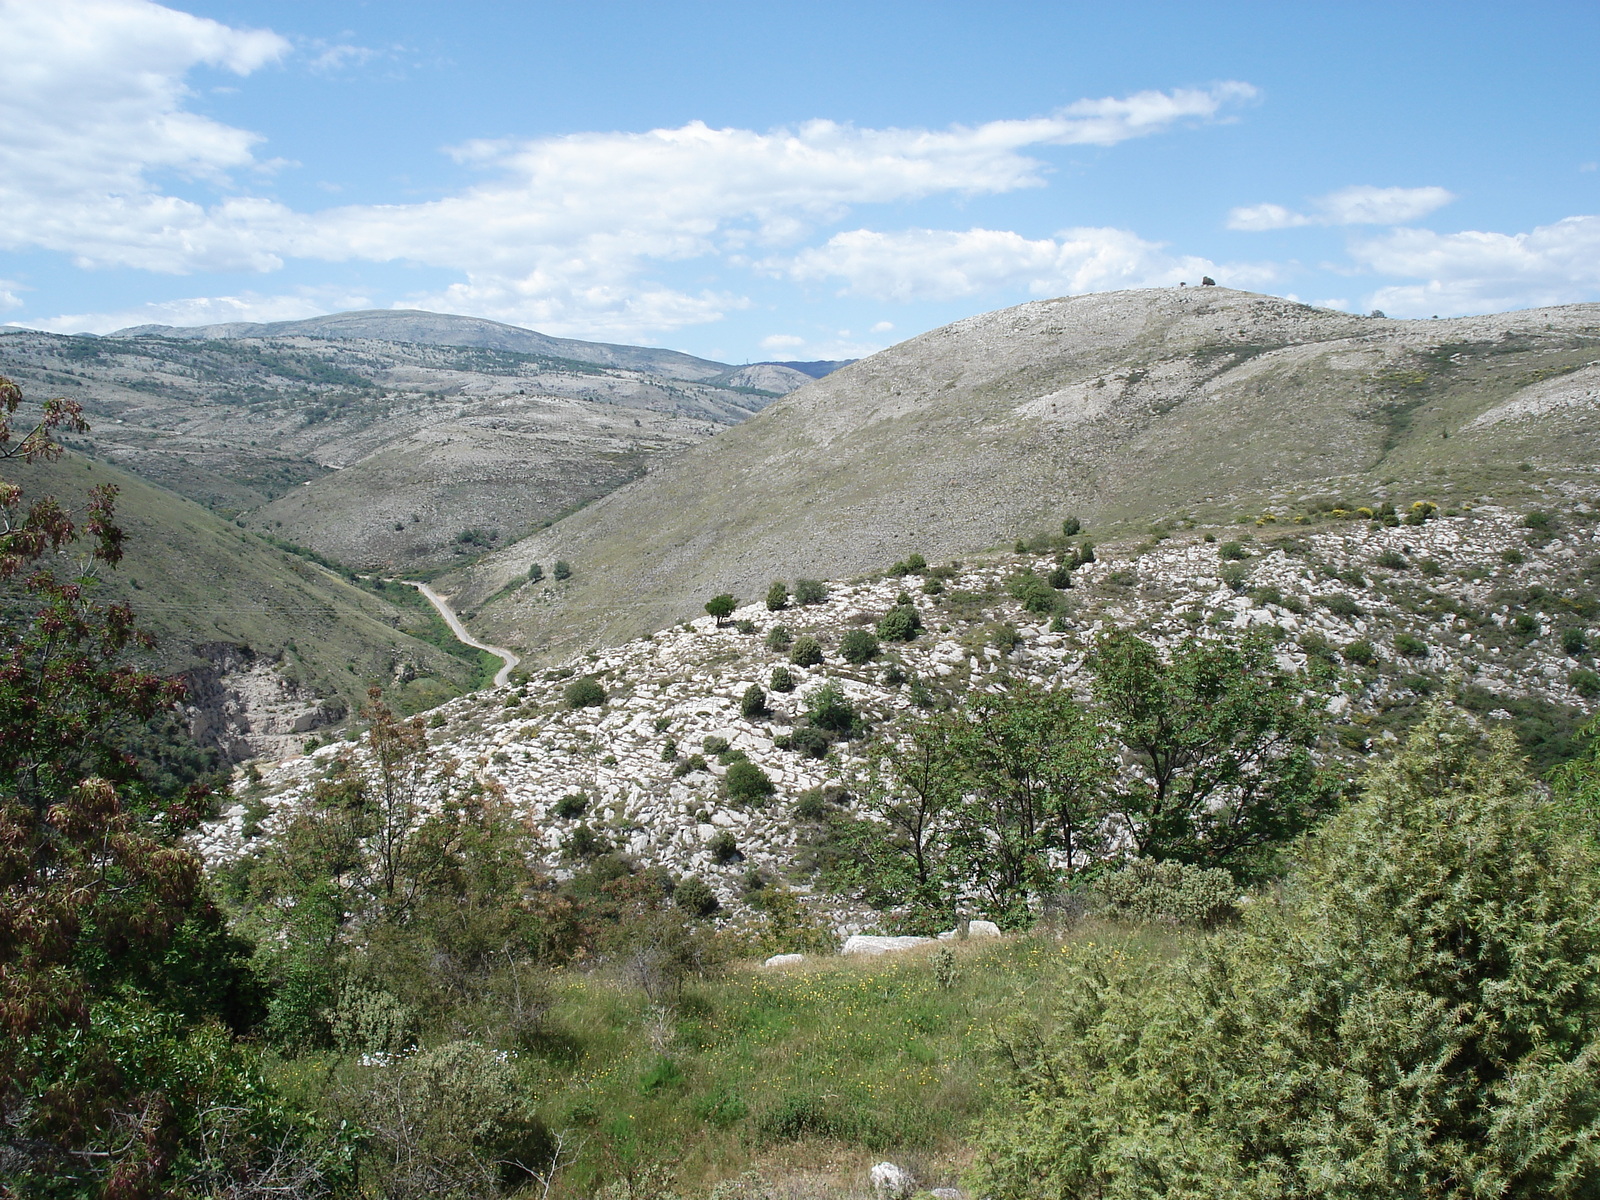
left=444, top=286, right=1600, bottom=662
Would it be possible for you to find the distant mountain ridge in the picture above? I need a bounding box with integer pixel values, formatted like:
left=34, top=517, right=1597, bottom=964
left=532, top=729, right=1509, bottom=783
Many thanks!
left=108, top=308, right=831, bottom=389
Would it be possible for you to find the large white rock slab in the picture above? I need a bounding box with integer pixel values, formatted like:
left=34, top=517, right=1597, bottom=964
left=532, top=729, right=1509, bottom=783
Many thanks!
left=842, top=935, right=934, bottom=956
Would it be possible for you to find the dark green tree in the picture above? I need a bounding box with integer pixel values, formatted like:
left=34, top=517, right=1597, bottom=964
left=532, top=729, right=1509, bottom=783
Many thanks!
left=765, top=581, right=789, bottom=611
left=740, top=683, right=769, bottom=719
left=705, top=593, right=736, bottom=626
left=1088, top=629, right=1336, bottom=877
left=552, top=559, right=572, bottom=580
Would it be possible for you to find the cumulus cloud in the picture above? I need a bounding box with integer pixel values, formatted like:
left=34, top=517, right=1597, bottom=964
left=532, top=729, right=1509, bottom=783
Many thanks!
left=1228, top=185, right=1455, bottom=231
left=760, top=334, right=806, bottom=350
left=783, top=226, right=1275, bottom=302
left=0, top=0, right=290, bottom=272
left=0, top=4, right=1259, bottom=337
left=1354, top=214, right=1600, bottom=315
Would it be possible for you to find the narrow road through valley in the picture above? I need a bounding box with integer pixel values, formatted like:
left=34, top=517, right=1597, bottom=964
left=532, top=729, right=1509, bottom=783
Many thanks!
left=402, top=580, right=521, bottom=688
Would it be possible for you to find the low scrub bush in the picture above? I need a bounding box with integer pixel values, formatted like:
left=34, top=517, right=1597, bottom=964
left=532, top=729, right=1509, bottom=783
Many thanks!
left=793, top=578, right=828, bottom=605
left=565, top=675, right=607, bottom=708
left=1099, top=858, right=1237, bottom=928
left=789, top=635, right=824, bottom=667
left=840, top=628, right=881, bottom=664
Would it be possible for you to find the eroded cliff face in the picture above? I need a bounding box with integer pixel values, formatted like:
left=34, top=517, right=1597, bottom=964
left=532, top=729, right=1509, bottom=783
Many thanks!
left=182, top=643, right=344, bottom=763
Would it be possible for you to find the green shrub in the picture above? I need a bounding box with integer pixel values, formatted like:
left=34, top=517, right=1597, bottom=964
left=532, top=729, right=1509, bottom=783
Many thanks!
left=1322, top=593, right=1363, bottom=617
left=704, top=735, right=731, bottom=756
left=793, top=578, right=828, bottom=605
left=741, top=684, right=769, bottom=719
left=769, top=665, right=795, bottom=693
left=660, top=739, right=678, bottom=762
left=1571, top=669, right=1600, bottom=699
left=788, top=726, right=831, bottom=758
left=1395, top=632, right=1429, bottom=657
left=765, top=624, right=793, bottom=651
left=1219, top=541, right=1249, bottom=561
left=734, top=619, right=756, bottom=635
left=563, top=823, right=608, bottom=859
left=1524, top=510, right=1554, bottom=531
left=564, top=675, right=606, bottom=708
left=356, top=1041, right=547, bottom=1198
left=554, top=792, right=589, bottom=819
left=973, top=708, right=1600, bottom=1200
left=765, top=581, right=789, bottom=611
left=789, top=635, right=824, bottom=667
left=1099, top=858, right=1238, bottom=928
left=674, top=875, right=719, bottom=917
left=905, top=552, right=927, bottom=572
left=804, top=682, right=856, bottom=735
left=921, top=575, right=945, bottom=595
left=639, top=1056, right=686, bottom=1094
left=1514, top=613, right=1540, bottom=636
left=673, top=753, right=708, bottom=778
left=527, top=562, right=543, bottom=583
left=1502, top=547, right=1526, bottom=565
left=1007, top=571, right=1057, bottom=614
left=1221, top=563, right=1249, bottom=592
left=709, top=830, right=741, bottom=864
left=552, top=559, right=572, bottom=580
left=1047, top=564, right=1073, bottom=589
left=988, top=621, right=1021, bottom=652
left=877, top=604, right=922, bottom=642
left=1376, top=548, right=1409, bottom=570
left=1344, top=639, right=1376, bottom=665
left=839, top=628, right=881, bottom=664
left=1562, top=628, right=1589, bottom=656
left=1062, top=516, right=1081, bottom=537
left=725, top=760, right=776, bottom=805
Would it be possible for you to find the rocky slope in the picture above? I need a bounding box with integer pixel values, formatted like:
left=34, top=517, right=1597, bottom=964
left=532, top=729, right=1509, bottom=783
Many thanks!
left=0, top=327, right=810, bottom=571
left=448, top=287, right=1600, bottom=664
left=205, top=489, right=1600, bottom=929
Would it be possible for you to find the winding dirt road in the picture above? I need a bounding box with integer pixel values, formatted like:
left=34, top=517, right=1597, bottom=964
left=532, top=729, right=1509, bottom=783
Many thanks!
left=403, top=580, right=521, bottom=688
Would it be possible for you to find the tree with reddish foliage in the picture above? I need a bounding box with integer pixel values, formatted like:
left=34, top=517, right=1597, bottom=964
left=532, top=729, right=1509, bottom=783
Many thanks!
left=0, top=377, right=327, bottom=1196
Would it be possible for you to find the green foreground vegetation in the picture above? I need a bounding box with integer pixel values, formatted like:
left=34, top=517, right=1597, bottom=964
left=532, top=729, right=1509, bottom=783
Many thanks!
left=6, top=377, right=1600, bottom=1198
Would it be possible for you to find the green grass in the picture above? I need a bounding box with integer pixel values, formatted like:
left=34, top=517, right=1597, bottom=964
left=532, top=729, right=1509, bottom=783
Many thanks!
left=360, top=927, right=1184, bottom=1196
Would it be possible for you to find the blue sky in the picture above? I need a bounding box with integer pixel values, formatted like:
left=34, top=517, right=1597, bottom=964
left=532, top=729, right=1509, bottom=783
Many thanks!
left=3, top=1, right=1598, bottom=363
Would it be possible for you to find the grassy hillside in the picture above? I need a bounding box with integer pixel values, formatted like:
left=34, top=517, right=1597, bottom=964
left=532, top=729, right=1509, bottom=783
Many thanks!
left=446, top=287, right=1600, bottom=662
left=3, top=452, right=484, bottom=724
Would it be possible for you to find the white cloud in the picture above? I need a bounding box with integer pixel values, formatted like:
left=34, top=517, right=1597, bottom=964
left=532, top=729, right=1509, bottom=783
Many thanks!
left=783, top=226, right=1276, bottom=302
left=1354, top=214, right=1600, bottom=315
left=1228, top=185, right=1455, bottom=231
left=0, top=0, right=290, bottom=272
left=760, top=334, right=806, bottom=350
left=0, top=7, right=1257, bottom=338
left=870, top=320, right=895, bottom=333
left=16, top=288, right=374, bottom=335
